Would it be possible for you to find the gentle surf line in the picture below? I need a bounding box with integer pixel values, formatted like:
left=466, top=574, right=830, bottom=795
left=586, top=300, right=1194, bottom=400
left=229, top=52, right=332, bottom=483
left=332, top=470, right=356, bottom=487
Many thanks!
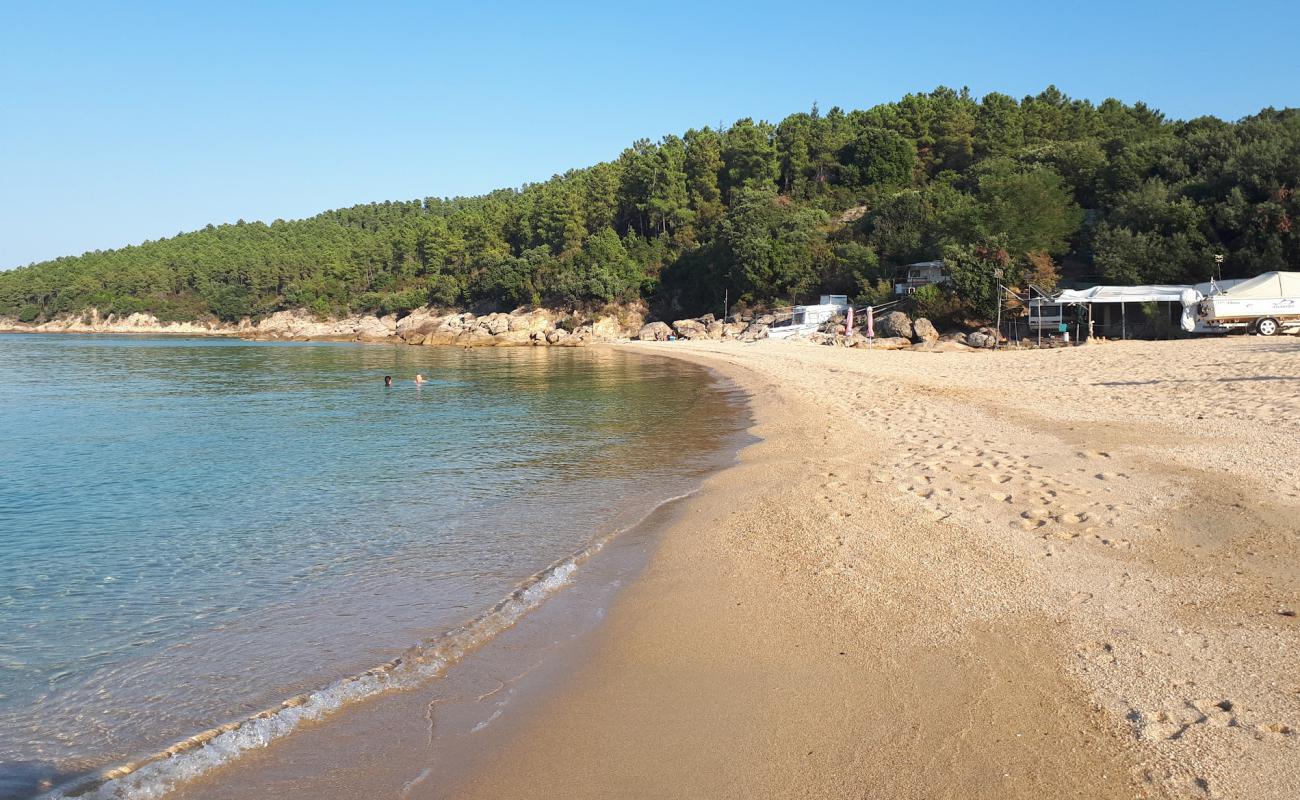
left=44, top=491, right=699, bottom=800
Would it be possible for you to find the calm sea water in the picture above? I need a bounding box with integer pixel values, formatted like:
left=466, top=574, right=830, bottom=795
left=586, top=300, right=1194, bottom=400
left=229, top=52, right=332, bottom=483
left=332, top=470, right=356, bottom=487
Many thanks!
left=0, top=335, right=748, bottom=799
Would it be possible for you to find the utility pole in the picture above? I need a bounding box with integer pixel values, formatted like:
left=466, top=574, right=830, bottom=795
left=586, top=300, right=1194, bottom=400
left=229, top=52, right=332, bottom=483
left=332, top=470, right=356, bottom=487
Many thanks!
left=993, top=267, right=1004, bottom=350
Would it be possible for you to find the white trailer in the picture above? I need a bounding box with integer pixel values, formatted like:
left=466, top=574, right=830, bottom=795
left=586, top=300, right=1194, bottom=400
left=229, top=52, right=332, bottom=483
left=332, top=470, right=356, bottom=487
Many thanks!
left=1198, top=271, right=1300, bottom=336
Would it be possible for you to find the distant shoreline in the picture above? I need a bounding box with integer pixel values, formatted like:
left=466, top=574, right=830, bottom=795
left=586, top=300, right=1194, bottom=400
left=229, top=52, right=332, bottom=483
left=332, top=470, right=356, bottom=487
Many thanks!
left=0, top=306, right=632, bottom=347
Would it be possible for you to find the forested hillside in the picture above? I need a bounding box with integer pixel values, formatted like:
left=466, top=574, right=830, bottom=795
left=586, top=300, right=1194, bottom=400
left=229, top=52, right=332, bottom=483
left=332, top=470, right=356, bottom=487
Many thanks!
left=3, top=87, right=1298, bottom=324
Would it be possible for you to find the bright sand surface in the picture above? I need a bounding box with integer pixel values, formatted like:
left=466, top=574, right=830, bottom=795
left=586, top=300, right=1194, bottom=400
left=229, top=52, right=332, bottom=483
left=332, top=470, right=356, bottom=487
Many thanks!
left=173, top=336, right=1299, bottom=800
left=446, top=337, right=1299, bottom=800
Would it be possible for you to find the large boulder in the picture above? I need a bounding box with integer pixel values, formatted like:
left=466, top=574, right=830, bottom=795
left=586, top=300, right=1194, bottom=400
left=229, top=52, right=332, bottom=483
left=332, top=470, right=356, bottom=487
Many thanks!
left=739, top=323, right=769, bottom=342
left=672, top=319, right=710, bottom=340
left=508, top=309, right=556, bottom=335
left=637, top=321, right=673, bottom=341
left=754, top=313, right=776, bottom=326
left=912, top=317, right=939, bottom=343
left=458, top=327, right=497, bottom=346
left=722, top=321, right=748, bottom=338
left=877, top=311, right=913, bottom=340
left=395, top=309, right=442, bottom=338
left=705, top=320, right=725, bottom=340
left=592, top=314, right=637, bottom=340
left=354, top=315, right=395, bottom=342
left=965, top=329, right=998, bottom=349
left=481, top=314, right=511, bottom=335
left=492, top=329, right=534, bottom=346
left=421, top=324, right=463, bottom=346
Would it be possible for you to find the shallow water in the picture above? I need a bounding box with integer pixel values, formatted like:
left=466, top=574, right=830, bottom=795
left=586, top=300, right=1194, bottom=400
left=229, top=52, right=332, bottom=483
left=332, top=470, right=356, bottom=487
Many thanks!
left=0, top=335, right=748, bottom=799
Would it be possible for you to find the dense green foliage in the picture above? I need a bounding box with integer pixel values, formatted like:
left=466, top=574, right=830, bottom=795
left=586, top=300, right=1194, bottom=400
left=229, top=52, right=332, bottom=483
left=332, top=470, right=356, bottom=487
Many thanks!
left=3, top=87, right=1298, bottom=323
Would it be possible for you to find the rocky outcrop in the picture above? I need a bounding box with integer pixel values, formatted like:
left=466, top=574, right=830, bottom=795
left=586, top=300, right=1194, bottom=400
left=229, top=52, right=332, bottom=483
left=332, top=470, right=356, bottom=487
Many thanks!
left=638, top=321, right=673, bottom=341
left=877, top=311, right=913, bottom=340
left=2, top=303, right=991, bottom=355
left=912, top=317, right=939, bottom=343
left=964, top=327, right=1000, bottom=349
left=0, top=305, right=643, bottom=349
left=0, top=310, right=241, bottom=337
left=672, top=319, right=710, bottom=340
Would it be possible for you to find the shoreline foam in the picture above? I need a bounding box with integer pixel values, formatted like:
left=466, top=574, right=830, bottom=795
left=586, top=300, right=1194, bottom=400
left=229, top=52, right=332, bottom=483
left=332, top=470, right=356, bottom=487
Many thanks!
left=44, top=530, right=615, bottom=800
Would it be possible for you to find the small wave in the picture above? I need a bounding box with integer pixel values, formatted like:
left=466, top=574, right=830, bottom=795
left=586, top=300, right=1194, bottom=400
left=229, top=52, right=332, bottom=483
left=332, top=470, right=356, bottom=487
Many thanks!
left=46, top=537, right=602, bottom=798
left=45, top=490, right=697, bottom=800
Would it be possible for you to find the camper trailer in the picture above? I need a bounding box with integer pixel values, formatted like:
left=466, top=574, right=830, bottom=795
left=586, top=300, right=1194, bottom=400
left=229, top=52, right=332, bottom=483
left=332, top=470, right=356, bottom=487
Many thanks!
left=1198, top=272, right=1300, bottom=336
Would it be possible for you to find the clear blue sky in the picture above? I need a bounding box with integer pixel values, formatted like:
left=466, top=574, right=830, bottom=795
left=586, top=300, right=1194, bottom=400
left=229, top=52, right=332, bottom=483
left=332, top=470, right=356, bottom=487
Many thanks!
left=2, top=0, right=1297, bottom=269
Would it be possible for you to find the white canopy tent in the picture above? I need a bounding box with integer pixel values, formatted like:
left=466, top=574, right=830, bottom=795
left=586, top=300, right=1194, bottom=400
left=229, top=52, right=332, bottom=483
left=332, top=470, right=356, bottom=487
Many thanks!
left=1054, top=285, right=1203, bottom=335
left=1055, top=285, right=1202, bottom=305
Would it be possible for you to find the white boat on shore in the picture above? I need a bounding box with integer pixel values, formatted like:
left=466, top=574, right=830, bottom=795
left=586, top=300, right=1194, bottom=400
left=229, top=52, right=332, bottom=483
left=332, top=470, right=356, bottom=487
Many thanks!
left=1198, top=271, right=1300, bottom=335
left=766, top=295, right=850, bottom=339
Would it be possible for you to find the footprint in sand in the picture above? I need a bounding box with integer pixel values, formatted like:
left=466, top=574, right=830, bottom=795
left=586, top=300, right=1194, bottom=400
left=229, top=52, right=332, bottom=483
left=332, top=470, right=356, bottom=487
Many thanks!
left=990, top=474, right=1014, bottom=485
left=1054, top=512, right=1090, bottom=525
left=988, top=492, right=1012, bottom=503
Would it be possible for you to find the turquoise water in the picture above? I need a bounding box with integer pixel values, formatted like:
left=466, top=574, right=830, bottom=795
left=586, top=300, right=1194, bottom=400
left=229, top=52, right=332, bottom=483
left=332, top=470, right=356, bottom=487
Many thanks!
left=0, top=335, right=747, bottom=799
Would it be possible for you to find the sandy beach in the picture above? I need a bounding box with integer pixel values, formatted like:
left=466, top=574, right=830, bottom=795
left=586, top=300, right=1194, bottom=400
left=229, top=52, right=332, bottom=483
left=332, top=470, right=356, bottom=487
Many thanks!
left=166, top=335, right=1300, bottom=800
left=441, top=336, right=1299, bottom=800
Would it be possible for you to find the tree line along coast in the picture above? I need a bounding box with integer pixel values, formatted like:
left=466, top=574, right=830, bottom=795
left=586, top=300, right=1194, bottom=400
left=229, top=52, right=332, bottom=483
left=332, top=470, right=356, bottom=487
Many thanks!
left=2, top=86, right=1297, bottom=331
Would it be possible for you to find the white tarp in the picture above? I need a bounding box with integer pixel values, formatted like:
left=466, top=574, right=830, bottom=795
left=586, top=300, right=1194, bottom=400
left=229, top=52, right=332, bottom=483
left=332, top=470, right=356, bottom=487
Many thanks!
left=1055, top=285, right=1203, bottom=304
left=1214, top=271, right=1300, bottom=299
left=1055, top=285, right=1203, bottom=332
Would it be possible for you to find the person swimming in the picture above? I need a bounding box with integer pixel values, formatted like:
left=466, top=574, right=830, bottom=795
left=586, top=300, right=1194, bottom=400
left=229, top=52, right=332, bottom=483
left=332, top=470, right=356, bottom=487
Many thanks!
left=384, top=375, right=393, bottom=387
left=414, top=374, right=426, bottom=385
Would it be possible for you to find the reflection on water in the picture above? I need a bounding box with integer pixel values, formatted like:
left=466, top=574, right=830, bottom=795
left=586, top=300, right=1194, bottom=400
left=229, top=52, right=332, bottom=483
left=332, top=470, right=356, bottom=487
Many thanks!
left=0, top=335, right=749, bottom=799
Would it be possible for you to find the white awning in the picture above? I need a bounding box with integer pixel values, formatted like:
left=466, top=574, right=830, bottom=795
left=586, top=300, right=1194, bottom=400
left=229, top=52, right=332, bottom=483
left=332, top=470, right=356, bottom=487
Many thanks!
left=1055, top=285, right=1202, bottom=305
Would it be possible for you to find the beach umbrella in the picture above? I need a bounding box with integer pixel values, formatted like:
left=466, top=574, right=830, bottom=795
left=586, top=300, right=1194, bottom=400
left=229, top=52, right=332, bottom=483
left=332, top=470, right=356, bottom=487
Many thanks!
left=845, top=305, right=854, bottom=334
left=865, top=305, right=875, bottom=338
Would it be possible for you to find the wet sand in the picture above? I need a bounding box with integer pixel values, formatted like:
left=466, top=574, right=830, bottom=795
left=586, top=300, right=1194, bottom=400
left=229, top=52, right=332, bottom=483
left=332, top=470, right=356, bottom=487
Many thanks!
left=449, top=337, right=1299, bottom=799
left=173, top=336, right=1298, bottom=800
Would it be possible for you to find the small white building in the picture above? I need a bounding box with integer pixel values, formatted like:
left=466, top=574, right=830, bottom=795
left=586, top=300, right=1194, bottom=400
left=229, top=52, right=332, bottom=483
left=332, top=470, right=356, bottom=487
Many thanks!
left=894, top=261, right=947, bottom=296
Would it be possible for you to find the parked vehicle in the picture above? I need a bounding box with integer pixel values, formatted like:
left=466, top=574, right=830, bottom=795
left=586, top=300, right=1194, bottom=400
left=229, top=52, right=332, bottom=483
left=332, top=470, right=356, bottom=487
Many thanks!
left=1198, top=272, right=1300, bottom=335
left=1026, top=299, right=1066, bottom=331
